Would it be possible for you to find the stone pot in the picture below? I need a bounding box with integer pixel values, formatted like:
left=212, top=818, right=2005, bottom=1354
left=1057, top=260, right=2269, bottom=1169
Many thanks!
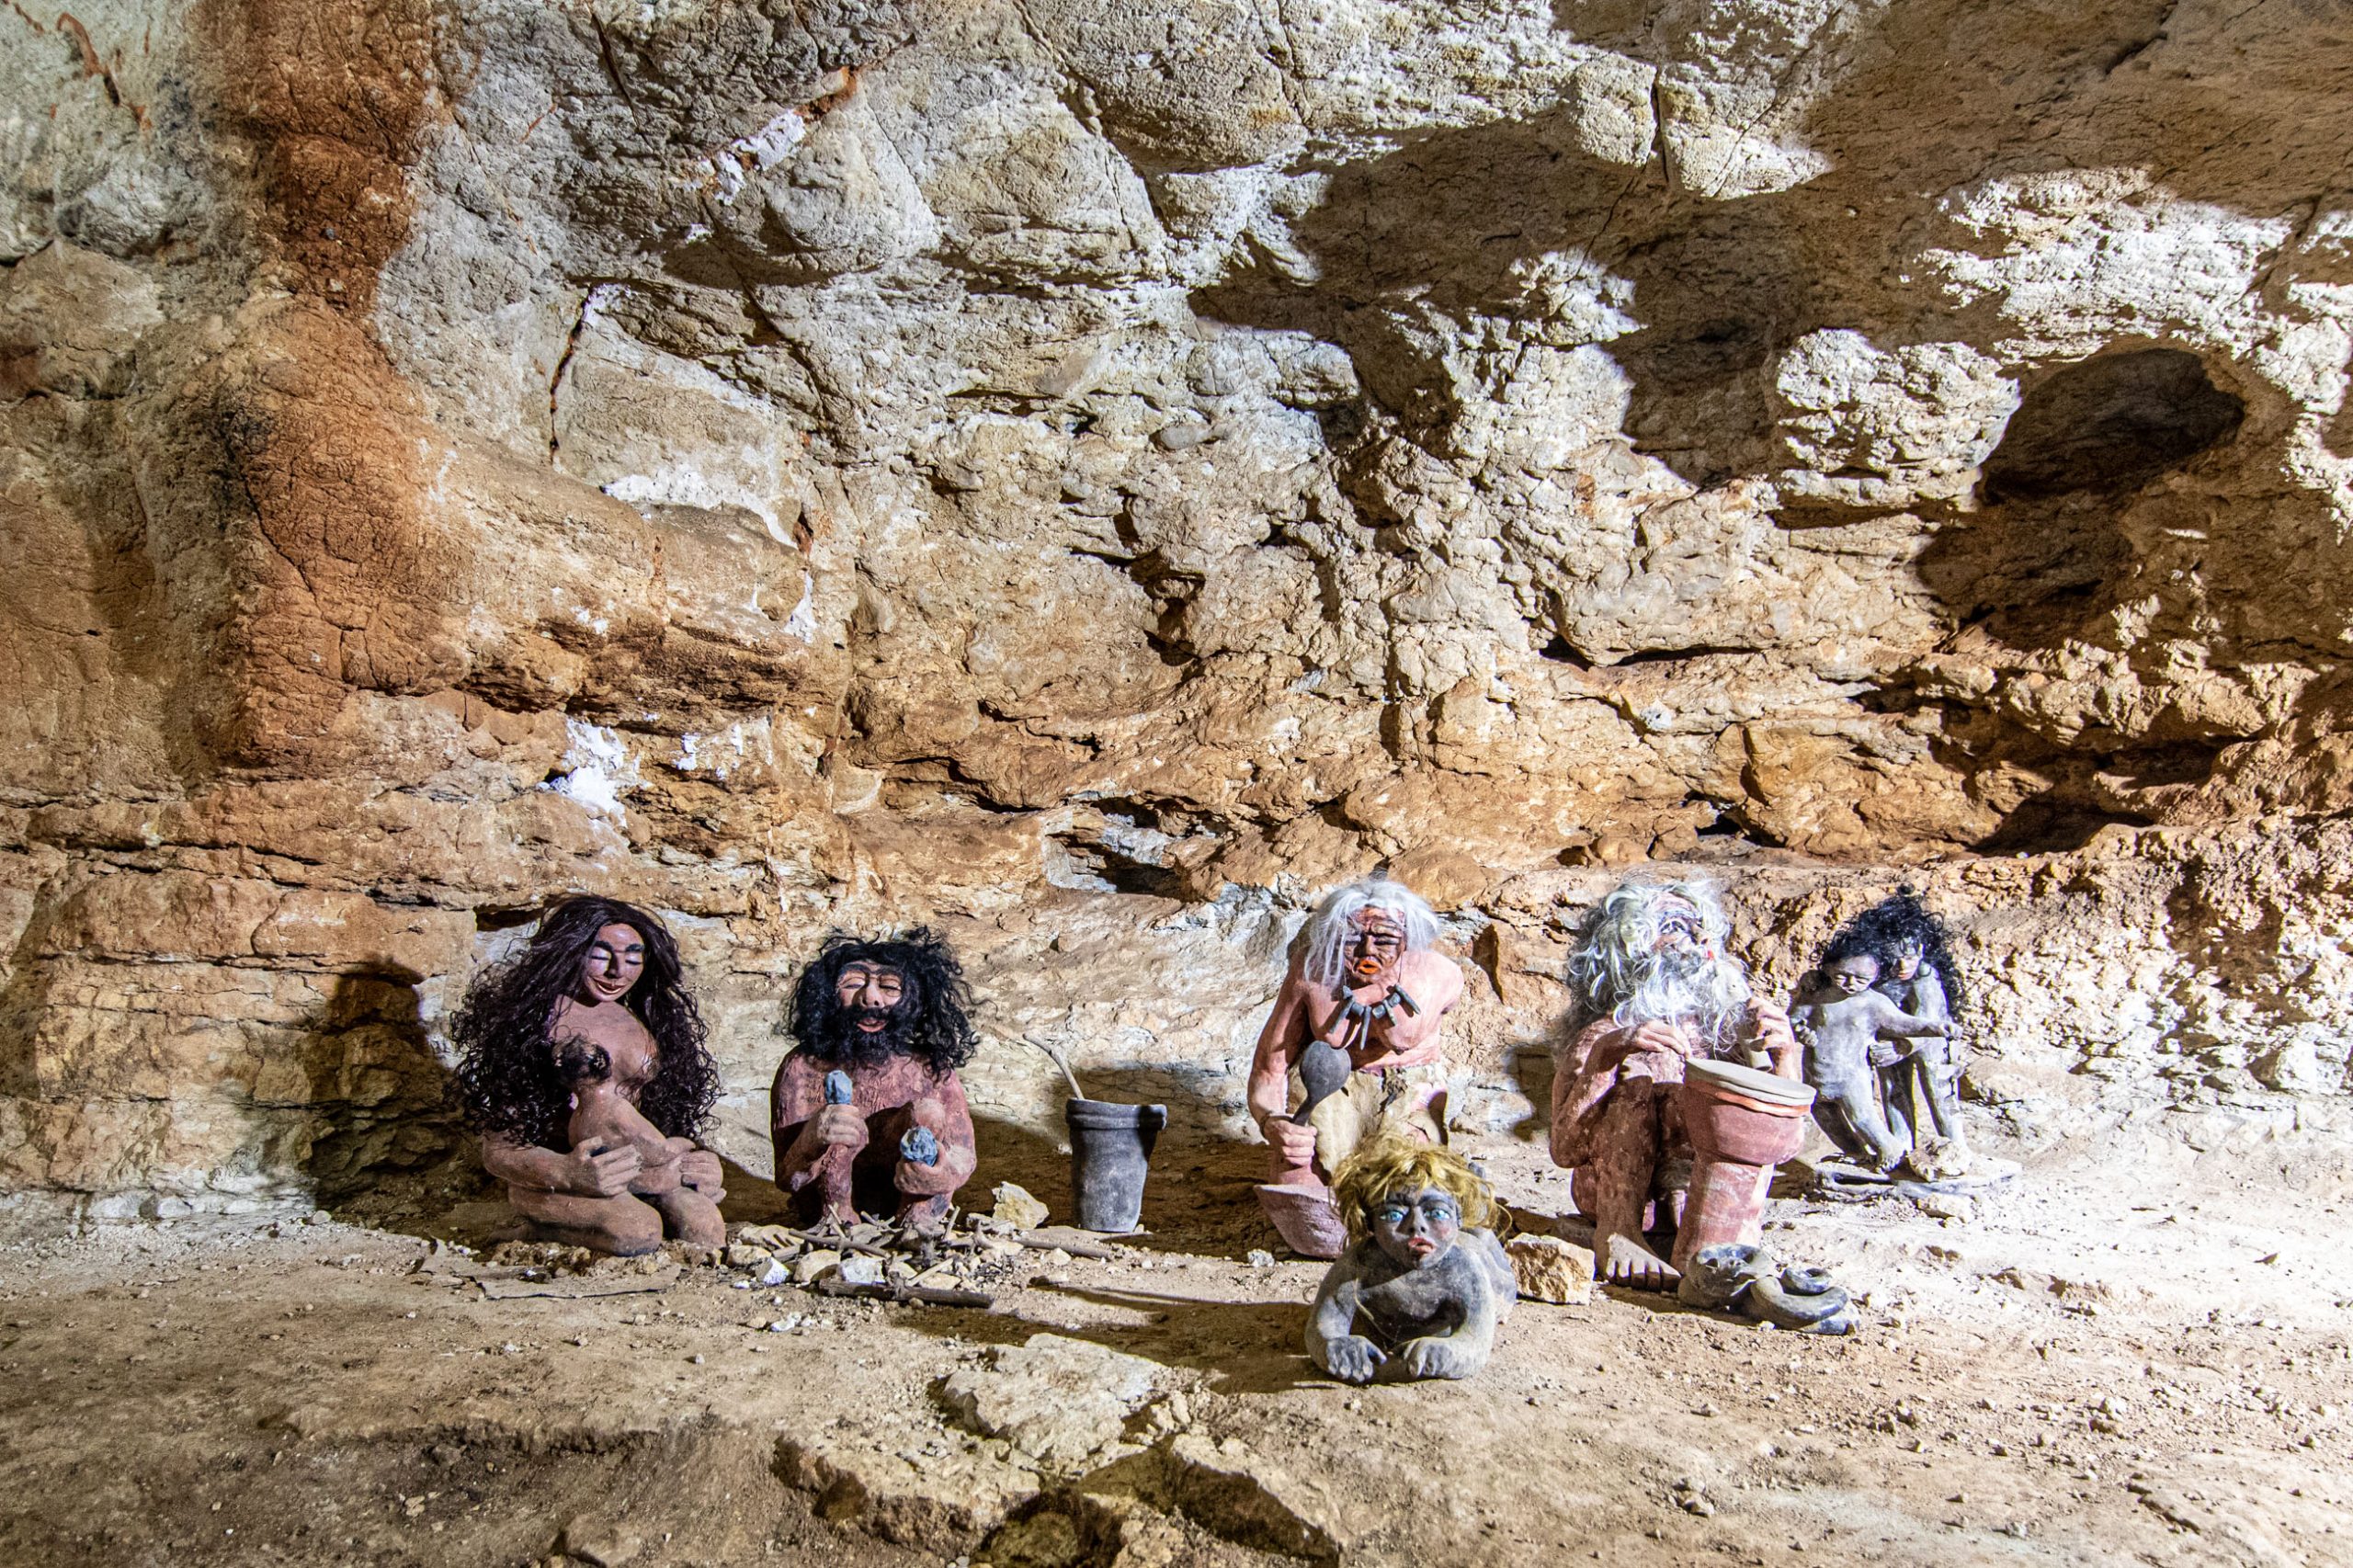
left=1064, top=1097, right=1165, bottom=1233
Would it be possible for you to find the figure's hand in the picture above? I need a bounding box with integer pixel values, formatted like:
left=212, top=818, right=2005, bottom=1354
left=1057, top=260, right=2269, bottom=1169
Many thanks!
left=563, top=1135, right=642, bottom=1199
left=1746, top=998, right=1797, bottom=1062
left=1265, top=1115, right=1319, bottom=1166
left=1867, top=1041, right=1901, bottom=1068
left=1400, top=1335, right=1475, bottom=1381
left=813, top=1105, right=869, bottom=1151
left=1321, top=1334, right=1386, bottom=1384
left=676, top=1148, right=725, bottom=1194
left=1629, top=1019, right=1696, bottom=1059
left=899, top=1127, right=940, bottom=1167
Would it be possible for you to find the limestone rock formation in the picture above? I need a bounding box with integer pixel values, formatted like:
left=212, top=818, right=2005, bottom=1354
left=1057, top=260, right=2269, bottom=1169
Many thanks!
left=4, top=0, right=2351, bottom=1214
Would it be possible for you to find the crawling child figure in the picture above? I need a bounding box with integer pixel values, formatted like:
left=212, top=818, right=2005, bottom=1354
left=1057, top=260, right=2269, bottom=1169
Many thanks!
left=557, top=1038, right=699, bottom=1201
left=1306, top=1139, right=1517, bottom=1383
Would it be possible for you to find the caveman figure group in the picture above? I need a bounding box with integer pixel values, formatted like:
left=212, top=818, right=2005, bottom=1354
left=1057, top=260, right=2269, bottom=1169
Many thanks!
left=450, top=901, right=981, bottom=1256
left=445, top=872, right=1966, bottom=1380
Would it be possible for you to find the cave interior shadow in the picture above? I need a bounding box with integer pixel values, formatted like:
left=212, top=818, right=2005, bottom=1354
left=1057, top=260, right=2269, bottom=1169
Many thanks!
left=298, top=969, right=470, bottom=1238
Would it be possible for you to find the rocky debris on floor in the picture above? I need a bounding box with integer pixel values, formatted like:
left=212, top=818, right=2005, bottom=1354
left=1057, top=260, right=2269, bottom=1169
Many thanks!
left=937, top=1333, right=1186, bottom=1471
left=991, top=1182, right=1051, bottom=1230
left=553, top=1514, right=643, bottom=1567
left=1142, top=1435, right=1344, bottom=1564
left=1505, top=1234, right=1596, bottom=1304
left=779, top=1393, right=1339, bottom=1565
left=979, top=1440, right=1344, bottom=1568
left=726, top=1214, right=1023, bottom=1297
left=1671, top=1476, right=1715, bottom=1517
left=775, top=1422, right=1049, bottom=1557
left=410, top=1239, right=688, bottom=1298
left=724, top=1212, right=1127, bottom=1306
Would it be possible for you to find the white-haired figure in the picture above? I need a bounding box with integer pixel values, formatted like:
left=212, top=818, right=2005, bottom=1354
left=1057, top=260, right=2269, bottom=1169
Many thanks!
left=1247, top=879, right=1464, bottom=1256
left=1551, top=877, right=1800, bottom=1290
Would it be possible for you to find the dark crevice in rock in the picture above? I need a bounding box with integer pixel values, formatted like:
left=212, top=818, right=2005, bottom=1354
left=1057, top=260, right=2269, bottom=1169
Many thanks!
left=1536, top=632, right=1594, bottom=669
left=1980, top=348, right=2244, bottom=502
left=1974, top=800, right=2153, bottom=856
left=1042, top=832, right=1188, bottom=899
left=1608, top=643, right=1756, bottom=666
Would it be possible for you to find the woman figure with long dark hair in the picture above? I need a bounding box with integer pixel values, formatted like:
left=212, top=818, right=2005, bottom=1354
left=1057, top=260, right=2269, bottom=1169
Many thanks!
left=449, top=896, right=725, bottom=1255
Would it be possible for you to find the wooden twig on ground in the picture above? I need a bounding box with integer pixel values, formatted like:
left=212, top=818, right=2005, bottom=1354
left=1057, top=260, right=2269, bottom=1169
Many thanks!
left=814, top=1276, right=994, bottom=1310
left=1004, top=1229, right=1120, bottom=1261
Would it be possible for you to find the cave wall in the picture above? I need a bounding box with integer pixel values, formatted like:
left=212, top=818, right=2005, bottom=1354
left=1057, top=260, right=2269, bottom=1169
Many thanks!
left=5, top=0, right=2352, bottom=1218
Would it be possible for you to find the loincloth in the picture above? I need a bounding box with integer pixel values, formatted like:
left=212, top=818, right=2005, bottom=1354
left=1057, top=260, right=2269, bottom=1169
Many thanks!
left=1297, top=1059, right=1449, bottom=1178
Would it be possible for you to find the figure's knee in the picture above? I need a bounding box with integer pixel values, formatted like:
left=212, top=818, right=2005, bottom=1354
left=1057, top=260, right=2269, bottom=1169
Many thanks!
left=661, top=1190, right=725, bottom=1249
left=1594, top=1092, right=1665, bottom=1160
left=600, top=1199, right=665, bottom=1256
left=1604, top=1075, right=1672, bottom=1127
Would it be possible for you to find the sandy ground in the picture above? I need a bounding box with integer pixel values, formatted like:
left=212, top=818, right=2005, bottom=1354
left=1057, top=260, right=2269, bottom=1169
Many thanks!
left=4, top=1106, right=2350, bottom=1568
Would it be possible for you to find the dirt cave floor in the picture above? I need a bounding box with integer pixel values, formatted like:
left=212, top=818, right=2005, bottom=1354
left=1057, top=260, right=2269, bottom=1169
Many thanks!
left=5, top=1111, right=2351, bottom=1568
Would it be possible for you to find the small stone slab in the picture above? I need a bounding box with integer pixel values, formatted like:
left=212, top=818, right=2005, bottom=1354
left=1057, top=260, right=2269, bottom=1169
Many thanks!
left=1506, top=1234, right=1596, bottom=1305
left=990, top=1182, right=1051, bottom=1229
left=556, top=1517, right=642, bottom=1567
left=938, top=1333, right=1168, bottom=1471
left=775, top=1427, right=1043, bottom=1556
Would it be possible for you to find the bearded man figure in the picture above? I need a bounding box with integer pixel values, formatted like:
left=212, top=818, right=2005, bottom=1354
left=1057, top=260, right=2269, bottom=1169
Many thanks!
left=449, top=896, right=726, bottom=1256
left=770, top=929, right=980, bottom=1230
left=1247, top=880, right=1465, bottom=1256
left=1551, top=879, right=1800, bottom=1290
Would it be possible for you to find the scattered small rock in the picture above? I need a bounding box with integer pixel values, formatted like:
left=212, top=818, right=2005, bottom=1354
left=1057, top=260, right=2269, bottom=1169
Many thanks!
left=1506, top=1235, right=1597, bottom=1305
left=991, top=1183, right=1051, bottom=1230
left=938, top=1333, right=1172, bottom=1470
left=556, top=1517, right=643, bottom=1567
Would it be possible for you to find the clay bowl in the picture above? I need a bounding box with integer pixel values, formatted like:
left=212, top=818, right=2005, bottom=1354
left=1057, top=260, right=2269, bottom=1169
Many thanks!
left=1681, top=1059, right=1814, bottom=1167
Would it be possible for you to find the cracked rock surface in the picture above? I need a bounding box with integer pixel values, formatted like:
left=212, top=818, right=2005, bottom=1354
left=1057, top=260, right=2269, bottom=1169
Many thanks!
left=3, top=0, right=2352, bottom=1211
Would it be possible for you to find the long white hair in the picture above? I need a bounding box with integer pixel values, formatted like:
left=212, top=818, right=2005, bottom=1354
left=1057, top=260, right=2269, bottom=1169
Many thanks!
left=1563, top=878, right=1751, bottom=1047
left=1301, top=880, right=1440, bottom=989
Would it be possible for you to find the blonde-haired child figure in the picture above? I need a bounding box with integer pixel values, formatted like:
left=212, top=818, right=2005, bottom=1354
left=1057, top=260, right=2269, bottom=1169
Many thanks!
left=1305, top=1138, right=1517, bottom=1382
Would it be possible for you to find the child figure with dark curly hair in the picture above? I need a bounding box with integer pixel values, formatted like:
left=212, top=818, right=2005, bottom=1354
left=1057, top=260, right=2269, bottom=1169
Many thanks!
left=1790, top=933, right=1948, bottom=1171
left=1305, top=1139, right=1517, bottom=1384
left=1851, top=890, right=1969, bottom=1152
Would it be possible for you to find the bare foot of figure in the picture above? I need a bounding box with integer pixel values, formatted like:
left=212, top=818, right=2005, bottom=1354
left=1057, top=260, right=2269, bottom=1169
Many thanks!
left=1597, top=1229, right=1680, bottom=1290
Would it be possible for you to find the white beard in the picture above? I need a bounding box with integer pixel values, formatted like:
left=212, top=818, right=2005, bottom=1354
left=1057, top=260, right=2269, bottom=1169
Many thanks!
left=1611, top=947, right=1752, bottom=1051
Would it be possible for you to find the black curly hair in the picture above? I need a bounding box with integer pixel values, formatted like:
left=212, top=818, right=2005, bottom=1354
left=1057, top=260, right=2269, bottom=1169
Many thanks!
left=1828, top=888, right=1967, bottom=1016
left=448, top=895, right=717, bottom=1151
left=786, top=927, right=978, bottom=1076
left=1820, top=925, right=1882, bottom=971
